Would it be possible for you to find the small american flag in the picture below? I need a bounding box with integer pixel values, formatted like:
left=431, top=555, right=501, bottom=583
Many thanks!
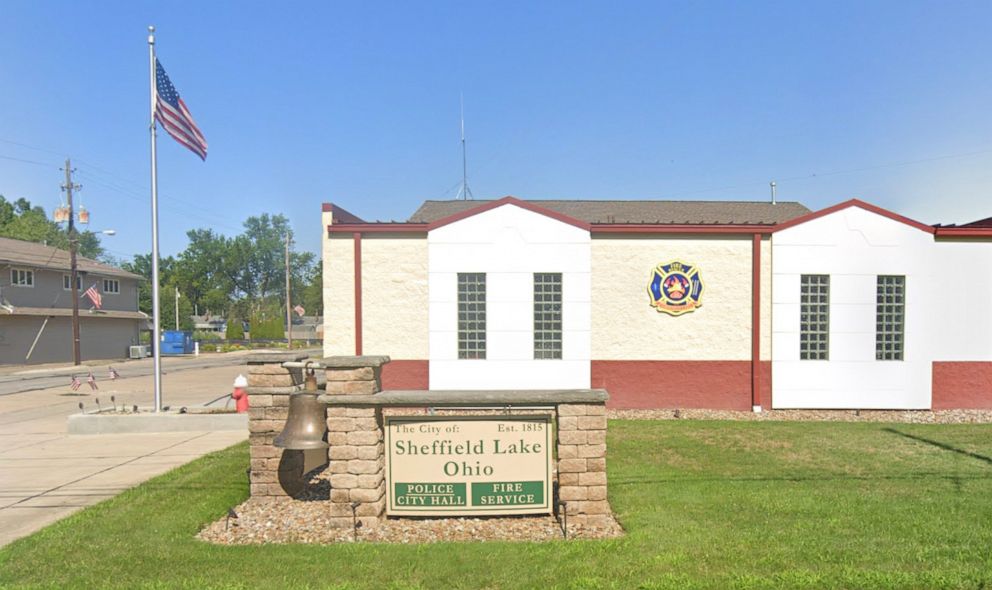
left=83, top=284, right=102, bottom=309
left=109, top=366, right=119, bottom=380
left=87, top=372, right=98, bottom=391
left=293, top=304, right=305, bottom=317
left=155, top=59, right=208, bottom=160
left=70, top=375, right=81, bottom=391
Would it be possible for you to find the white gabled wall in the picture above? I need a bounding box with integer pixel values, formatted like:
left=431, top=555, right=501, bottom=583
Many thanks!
left=772, top=207, right=935, bottom=409
left=428, top=204, right=591, bottom=389
left=931, top=240, right=992, bottom=362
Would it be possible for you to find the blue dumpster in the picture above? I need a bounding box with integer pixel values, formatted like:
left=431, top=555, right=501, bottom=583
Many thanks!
left=161, top=330, right=194, bottom=355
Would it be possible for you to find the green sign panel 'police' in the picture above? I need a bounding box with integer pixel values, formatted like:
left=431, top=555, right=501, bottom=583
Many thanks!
left=385, top=415, right=552, bottom=516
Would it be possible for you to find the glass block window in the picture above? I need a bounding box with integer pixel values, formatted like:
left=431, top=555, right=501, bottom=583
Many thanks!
left=11, top=268, right=33, bottom=287
left=800, top=274, right=829, bottom=360
left=533, top=273, right=563, bottom=359
left=876, top=275, right=905, bottom=361
left=103, top=279, right=120, bottom=294
left=457, top=273, right=486, bottom=359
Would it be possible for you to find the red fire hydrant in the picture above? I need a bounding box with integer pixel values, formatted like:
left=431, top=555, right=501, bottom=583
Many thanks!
left=232, top=374, right=249, bottom=413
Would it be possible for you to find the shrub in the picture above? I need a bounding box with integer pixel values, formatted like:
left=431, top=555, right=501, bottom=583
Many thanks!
left=225, top=317, right=244, bottom=340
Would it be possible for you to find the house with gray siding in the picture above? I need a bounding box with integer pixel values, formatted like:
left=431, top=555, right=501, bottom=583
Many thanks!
left=0, top=237, right=145, bottom=365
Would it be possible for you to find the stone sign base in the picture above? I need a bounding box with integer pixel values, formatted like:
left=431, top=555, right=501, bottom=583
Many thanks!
left=245, top=354, right=615, bottom=532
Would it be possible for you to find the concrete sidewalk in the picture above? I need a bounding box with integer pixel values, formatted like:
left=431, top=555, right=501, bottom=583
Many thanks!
left=0, top=364, right=253, bottom=547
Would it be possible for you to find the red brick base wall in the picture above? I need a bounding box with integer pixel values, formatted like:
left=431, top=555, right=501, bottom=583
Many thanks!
left=380, top=360, right=429, bottom=390
left=932, top=362, right=992, bottom=409
left=591, top=360, right=771, bottom=410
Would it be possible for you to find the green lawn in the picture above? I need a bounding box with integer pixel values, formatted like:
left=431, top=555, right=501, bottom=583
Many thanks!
left=3, top=421, right=992, bottom=589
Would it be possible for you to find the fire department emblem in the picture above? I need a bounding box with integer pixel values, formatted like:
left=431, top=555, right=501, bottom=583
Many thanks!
left=647, top=261, right=704, bottom=316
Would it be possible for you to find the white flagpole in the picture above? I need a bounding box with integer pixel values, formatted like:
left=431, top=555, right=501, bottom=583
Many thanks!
left=148, top=25, right=163, bottom=412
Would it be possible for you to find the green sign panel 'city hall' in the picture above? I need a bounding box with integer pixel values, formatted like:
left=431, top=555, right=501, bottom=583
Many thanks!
left=385, top=415, right=553, bottom=516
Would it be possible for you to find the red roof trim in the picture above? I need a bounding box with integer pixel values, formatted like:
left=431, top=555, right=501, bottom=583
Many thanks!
left=591, top=224, right=774, bottom=235
left=772, top=199, right=935, bottom=234
left=322, top=203, right=366, bottom=224
left=328, top=224, right=428, bottom=234
left=328, top=223, right=776, bottom=235
left=426, top=196, right=592, bottom=231
left=934, top=227, right=992, bottom=238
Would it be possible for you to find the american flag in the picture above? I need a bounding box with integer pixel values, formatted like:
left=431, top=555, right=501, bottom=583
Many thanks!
left=87, top=372, right=98, bottom=391
left=70, top=375, right=81, bottom=391
left=294, top=304, right=305, bottom=317
left=109, top=366, right=119, bottom=380
left=83, top=283, right=102, bottom=309
left=155, top=59, right=208, bottom=160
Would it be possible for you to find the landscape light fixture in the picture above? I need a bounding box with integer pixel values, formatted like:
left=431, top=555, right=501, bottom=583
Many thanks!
left=350, top=502, right=363, bottom=541
left=557, top=501, right=568, bottom=540
left=226, top=507, right=238, bottom=531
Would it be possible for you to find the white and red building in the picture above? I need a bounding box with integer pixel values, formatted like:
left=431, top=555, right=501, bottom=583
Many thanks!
left=321, top=197, right=992, bottom=410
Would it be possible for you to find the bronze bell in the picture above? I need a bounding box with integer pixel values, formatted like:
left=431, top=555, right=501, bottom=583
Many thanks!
left=274, top=367, right=328, bottom=450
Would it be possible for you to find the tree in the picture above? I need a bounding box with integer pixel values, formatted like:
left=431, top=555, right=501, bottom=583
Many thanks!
left=0, top=195, right=104, bottom=259
left=159, top=281, right=194, bottom=331
left=172, top=228, right=230, bottom=316
left=123, top=211, right=320, bottom=337
left=301, top=261, right=323, bottom=316
left=120, top=254, right=175, bottom=316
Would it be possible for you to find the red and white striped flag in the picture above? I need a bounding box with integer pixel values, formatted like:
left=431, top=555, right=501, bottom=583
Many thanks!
left=294, top=304, right=305, bottom=317
left=70, top=375, right=81, bottom=391
left=155, top=59, right=208, bottom=160
left=83, top=284, right=102, bottom=309
left=87, top=372, right=98, bottom=391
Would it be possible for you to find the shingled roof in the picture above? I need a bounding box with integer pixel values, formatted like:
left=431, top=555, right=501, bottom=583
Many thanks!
left=408, top=199, right=810, bottom=225
left=0, top=237, right=141, bottom=279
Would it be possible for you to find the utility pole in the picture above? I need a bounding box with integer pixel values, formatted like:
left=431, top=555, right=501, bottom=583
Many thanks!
left=174, top=286, right=180, bottom=330
left=62, top=159, right=82, bottom=366
left=285, top=232, right=292, bottom=350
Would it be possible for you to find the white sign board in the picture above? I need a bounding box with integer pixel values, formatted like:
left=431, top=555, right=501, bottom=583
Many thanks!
left=385, top=415, right=552, bottom=516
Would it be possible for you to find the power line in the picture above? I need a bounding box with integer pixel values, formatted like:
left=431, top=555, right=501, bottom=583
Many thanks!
left=0, top=154, right=57, bottom=168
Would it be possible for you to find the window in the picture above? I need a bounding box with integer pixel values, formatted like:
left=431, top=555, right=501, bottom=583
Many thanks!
left=533, top=273, right=563, bottom=359
left=63, top=274, right=81, bottom=291
left=457, top=273, right=486, bottom=359
left=103, top=279, right=120, bottom=294
left=876, top=275, right=905, bottom=360
left=800, top=274, right=829, bottom=360
left=11, top=268, right=33, bottom=287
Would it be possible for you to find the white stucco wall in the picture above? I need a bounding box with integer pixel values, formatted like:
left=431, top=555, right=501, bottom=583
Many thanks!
left=361, top=236, right=429, bottom=359
left=428, top=204, right=591, bottom=389
left=931, top=240, right=992, bottom=361
left=591, top=236, right=757, bottom=360
left=323, top=233, right=355, bottom=357
left=772, top=207, right=935, bottom=409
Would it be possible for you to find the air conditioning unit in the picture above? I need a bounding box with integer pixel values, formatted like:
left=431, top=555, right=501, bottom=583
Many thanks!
left=129, top=345, right=148, bottom=359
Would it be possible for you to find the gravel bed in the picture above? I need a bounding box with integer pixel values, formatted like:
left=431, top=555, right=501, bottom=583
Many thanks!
left=608, top=408, right=992, bottom=424
left=199, top=470, right=623, bottom=545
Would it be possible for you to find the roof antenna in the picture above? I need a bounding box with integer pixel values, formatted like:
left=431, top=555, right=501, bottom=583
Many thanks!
left=456, top=93, right=474, bottom=201
left=769, top=181, right=777, bottom=205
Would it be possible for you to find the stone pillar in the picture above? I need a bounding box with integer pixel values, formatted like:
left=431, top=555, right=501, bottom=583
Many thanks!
left=323, top=355, right=390, bottom=528
left=246, top=351, right=311, bottom=498
left=556, top=402, right=611, bottom=526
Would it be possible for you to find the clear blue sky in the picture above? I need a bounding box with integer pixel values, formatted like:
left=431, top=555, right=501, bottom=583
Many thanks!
left=1, top=1, right=990, bottom=260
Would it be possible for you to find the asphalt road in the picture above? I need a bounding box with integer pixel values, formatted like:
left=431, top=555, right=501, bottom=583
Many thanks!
left=0, top=348, right=322, bottom=397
